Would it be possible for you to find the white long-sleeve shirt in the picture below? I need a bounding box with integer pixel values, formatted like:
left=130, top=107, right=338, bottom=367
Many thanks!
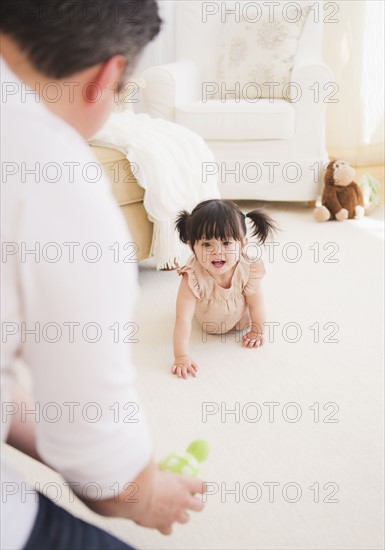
left=0, top=58, right=152, bottom=549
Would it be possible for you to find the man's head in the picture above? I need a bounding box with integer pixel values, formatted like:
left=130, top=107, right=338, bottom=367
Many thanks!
left=0, top=0, right=161, bottom=137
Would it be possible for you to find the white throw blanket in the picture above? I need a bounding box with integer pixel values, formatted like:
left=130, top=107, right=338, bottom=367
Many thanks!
left=89, top=110, right=220, bottom=269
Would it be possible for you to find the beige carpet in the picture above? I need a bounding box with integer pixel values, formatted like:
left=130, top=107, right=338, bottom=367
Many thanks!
left=4, top=201, right=384, bottom=550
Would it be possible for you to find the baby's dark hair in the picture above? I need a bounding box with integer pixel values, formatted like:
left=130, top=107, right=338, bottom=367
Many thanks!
left=175, top=199, right=276, bottom=248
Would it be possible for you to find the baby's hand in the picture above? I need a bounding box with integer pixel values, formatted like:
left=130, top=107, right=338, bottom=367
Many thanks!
left=242, top=331, right=264, bottom=349
left=172, top=356, right=198, bottom=379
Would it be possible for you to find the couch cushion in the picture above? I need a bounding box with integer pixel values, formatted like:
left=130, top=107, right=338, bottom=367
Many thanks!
left=175, top=99, right=295, bottom=140
left=216, top=1, right=311, bottom=100
left=90, top=145, right=144, bottom=206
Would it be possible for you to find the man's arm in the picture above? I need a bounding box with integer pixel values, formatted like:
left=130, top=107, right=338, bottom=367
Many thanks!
left=6, top=383, right=205, bottom=534
left=6, top=384, right=41, bottom=463
left=88, top=462, right=206, bottom=535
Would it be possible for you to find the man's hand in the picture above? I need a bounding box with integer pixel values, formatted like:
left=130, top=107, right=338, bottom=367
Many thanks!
left=84, top=460, right=205, bottom=533
left=135, top=468, right=206, bottom=534
left=172, top=356, right=198, bottom=379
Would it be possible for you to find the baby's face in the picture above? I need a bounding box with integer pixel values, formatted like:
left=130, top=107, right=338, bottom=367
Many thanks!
left=193, top=238, right=244, bottom=275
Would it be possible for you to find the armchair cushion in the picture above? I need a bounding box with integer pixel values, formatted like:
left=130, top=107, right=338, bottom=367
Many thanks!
left=175, top=99, right=295, bottom=140
left=216, top=2, right=311, bottom=100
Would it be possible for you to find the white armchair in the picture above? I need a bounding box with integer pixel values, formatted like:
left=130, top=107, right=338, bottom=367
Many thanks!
left=143, top=1, right=333, bottom=201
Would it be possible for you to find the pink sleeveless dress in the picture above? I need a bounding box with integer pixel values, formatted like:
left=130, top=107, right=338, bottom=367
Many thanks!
left=177, top=255, right=265, bottom=334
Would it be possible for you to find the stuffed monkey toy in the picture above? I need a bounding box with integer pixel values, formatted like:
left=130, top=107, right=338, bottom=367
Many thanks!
left=314, top=160, right=365, bottom=221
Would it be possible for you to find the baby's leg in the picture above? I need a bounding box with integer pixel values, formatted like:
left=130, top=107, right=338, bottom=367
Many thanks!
left=236, top=307, right=251, bottom=333
left=235, top=307, right=262, bottom=334
left=236, top=307, right=263, bottom=335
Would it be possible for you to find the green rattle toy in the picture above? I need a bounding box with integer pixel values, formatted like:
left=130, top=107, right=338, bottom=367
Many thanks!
left=159, top=439, right=209, bottom=477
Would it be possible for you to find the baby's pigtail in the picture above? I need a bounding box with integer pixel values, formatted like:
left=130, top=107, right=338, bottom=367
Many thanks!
left=246, top=209, right=277, bottom=244
left=175, top=210, right=190, bottom=243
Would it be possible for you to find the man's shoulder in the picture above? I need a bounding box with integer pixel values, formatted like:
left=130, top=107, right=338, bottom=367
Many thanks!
left=1, top=57, right=96, bottom=167
left=2, top=100, right=109, bottom=203
left=3, top=99, right=91, bottom=162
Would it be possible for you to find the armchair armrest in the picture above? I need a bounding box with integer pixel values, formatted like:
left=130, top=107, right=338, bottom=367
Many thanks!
left=142, top=61, right=200, bottom=120
left=282, top=56, right=334, bottom=170
left=291, top=57, right=334, bottom=106
left=290, top=57, right=334, bottom=147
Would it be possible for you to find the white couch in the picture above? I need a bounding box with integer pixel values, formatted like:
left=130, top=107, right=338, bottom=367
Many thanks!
left=142, top=0, right=333, bottom=201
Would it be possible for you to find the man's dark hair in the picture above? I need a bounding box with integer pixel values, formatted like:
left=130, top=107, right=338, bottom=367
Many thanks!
left=0, top=0, right=161, bottom=78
